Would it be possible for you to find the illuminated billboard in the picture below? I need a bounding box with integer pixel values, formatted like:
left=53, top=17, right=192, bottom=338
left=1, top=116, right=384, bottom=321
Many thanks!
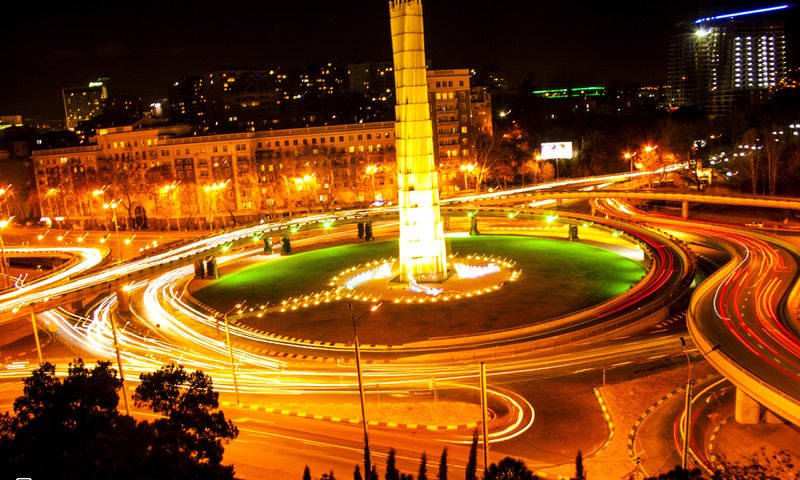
left=540, top=142, right=573, bottom=160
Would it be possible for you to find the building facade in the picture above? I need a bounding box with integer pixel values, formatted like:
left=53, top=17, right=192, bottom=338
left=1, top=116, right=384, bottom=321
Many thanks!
left=31, top=121, right=398, bottom=230
left=668, top=6, right=789, bottom=114
left=62, top=79, right=109, bottom=130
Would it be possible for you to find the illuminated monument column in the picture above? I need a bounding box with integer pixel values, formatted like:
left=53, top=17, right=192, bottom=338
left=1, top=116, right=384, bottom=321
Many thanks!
left=389, top=0, right=448, bottom=283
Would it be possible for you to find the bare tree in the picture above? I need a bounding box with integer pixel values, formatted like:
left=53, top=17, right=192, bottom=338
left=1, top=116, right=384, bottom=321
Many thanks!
left=733, top=128, right=762, bottom=195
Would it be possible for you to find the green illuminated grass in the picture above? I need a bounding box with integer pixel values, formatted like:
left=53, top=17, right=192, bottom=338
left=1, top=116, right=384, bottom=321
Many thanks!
left=192, top=235, right=645, bottom=344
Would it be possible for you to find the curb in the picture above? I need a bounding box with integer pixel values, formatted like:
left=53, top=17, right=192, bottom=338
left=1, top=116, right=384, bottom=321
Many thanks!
left=220, top=400, right=478, bottom=431
left=592, top=387, right=615, bottom=457
left=707, top=417, right=727, bottom=465
left=627, top=373, right=717, bottom=474
left=184, top=286, right=400, bottom=357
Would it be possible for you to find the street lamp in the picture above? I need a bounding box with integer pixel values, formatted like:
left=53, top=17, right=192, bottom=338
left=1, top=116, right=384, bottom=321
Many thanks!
left=365, top=164, right=379, bottom=203
left=679, top=337, right=720, bottom=470
left=0, top=216, right=13, bottom=289
left=624, top=151, right=637, bottom=174
left=103, top=200, right=124, bottom=261
left=460, top=163, right=476, bottom=192
left=349, top=302, right=381, bottom=478
left=0, top=185, right=13, bottom=217
left=204, top=181, right=229, bottom=229
left=293, top=174, right=316, bottom=213
left=92, top=187, right=109, bottom=230
left=223, top=301, right=245, bottom=404
left=160, top=181, right=181, bottom=231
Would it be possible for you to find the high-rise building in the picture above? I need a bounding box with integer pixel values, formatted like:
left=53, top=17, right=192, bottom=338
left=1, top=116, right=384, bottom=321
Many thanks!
left=427, top=69, right=473, bottom=163
left=62, top=78, right=109, bottom=130
left=668, top=5, right=790, bottom=114
left=348, top=60, right=395, bottom=100
left=168, top=76, right=206, bottom=126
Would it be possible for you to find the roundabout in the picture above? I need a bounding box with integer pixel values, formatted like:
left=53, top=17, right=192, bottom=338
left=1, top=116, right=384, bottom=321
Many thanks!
left=190, top=233, right=648, bottom=345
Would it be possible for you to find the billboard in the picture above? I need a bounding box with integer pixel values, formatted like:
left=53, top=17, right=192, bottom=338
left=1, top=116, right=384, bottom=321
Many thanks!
left=540, top=142, right=573, bottom=160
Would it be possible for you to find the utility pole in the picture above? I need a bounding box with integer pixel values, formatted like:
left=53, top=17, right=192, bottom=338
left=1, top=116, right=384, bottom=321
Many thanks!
left=30, top=306, right=43, bottom=364
left=109, top=311, right=130, bottom=415
left=350, top=303, right=380, bottom=478
left=480, top=362, right=489, bottom=476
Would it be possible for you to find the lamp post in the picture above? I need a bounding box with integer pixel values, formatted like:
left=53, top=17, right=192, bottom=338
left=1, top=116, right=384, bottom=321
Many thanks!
left=349, top=302, right=380, bottom=478
left=223, top=302, right=245, bottom=404
left=460, top=163, right=476, bottom=192
left=0, top=185, right=13, bottom=217
left=293, top=174, right=316, bottom=213
left=103, top=200, right=123, bottom=261
left=204, top=181, right=228, bottom=229
left=624, top=151, right=637, bottom=174
left=0, top=216, right=13, bottom=289
left=365, top=164, right=378, bottom=203
left=680, top=337, right=720, bottom=470
left=92, top=187, right=108, bottom=230
left=160, top=182, right=181, bottom=231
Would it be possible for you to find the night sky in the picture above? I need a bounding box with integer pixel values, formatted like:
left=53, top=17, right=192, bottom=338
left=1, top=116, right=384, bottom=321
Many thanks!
left=2, top=1, right=796, bottom=120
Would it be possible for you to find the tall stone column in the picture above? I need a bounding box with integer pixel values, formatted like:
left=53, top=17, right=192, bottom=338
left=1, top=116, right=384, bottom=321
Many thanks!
left=389, top=0, right=448, bottom=283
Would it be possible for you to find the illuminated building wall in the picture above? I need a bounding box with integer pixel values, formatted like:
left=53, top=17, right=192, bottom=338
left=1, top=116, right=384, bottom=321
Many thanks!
left=427, top=69, right=475, bottom=194
left=668, top=5, right=788, bottom=114
left=62, top=78, right=109, bottom=130
left=390, top=0, right=448, bottom=282
left=31, top=122, right=396, bottom=227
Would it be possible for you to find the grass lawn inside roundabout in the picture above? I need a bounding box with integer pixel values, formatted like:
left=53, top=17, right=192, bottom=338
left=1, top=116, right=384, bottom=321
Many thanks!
left=191, top=234, right=646, bottom=345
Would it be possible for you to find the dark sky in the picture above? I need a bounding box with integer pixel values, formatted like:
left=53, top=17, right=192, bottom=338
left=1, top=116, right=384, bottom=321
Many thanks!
left=1, top=1, right=796, bottom=120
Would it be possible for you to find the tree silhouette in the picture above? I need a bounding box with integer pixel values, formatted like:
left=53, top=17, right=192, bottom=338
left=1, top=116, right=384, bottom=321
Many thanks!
left=386, top=447, right=400, bottom=480
left=439, top=447, right=449, bottom=480
left=133, top=362, right=238, bottom=471
left=354, top=464, right=363, bottom=480
left=304, top=465, right=312, bottom=480
left=573, top=451, right=586, bottom=480
left=485, top=457, right=538, bottom=480
left=418, top=452, right=428, bottom=480
left=465, top=430, right=479, bottom=480
left=0, top=360, right=238, bottom=479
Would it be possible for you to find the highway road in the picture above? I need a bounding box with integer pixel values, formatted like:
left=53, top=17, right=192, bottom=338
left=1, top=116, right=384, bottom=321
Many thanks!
left=5, top=166, right=800, bottom=476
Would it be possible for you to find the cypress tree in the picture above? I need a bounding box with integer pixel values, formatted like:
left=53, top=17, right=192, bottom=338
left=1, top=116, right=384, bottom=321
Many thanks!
left=465, top=430, right=478, bottom=480
left=438, top=447, right=448, bottom=480
left=386, top=448, right=400, bottom=480
left=418, top=452, right=428, bottom=480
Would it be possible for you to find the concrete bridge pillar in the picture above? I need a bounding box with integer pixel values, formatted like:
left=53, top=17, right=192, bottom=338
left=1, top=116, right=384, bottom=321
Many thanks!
left=681, top=200, right=689, bottom=219
left=765, top=410, right=785, bottom=424
left=735, top=388, right=761, bottom=424
left=116, top=287, right=131, bottom=313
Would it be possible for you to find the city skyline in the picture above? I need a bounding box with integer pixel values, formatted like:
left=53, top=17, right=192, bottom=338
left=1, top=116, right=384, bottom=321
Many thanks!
left=4, top=0, right=795, bottom=121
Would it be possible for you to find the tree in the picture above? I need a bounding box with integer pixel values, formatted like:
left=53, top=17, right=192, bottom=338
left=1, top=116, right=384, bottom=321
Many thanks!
left=762, top=126, right=787, bottom=196
left=133, top=362, right=238, bottom=475
left=0, top=360, right=125, bottom=478
left=485, top=457, right=537, bottom=480
left=573, top=451, right=586, bottom=480
left=733, top=128, right=762, bottom=195
left=438, top=447, right=449, bottom=480
left=304, top=465, right=313, bottom=480
left=419, top=452, right=429, bottom=480
left=645, top=466, right=703, bottom=479
left=715, top=448, right=798, bottom=479
left=386, top=447, right=401, bottom=480
left=465, top=430, right=479, bottom=480
left=0, top=360, right=238, bottom=480
left=354, top=464, right=364, bottom=480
